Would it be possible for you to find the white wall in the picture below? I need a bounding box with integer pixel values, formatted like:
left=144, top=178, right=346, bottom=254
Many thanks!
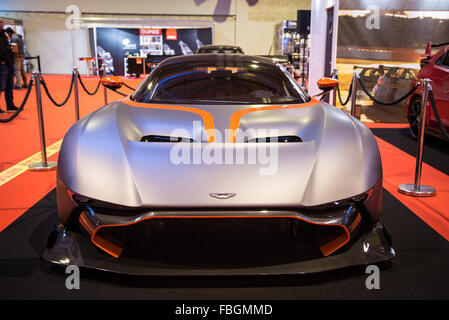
left=238, top=0, right=311, bottom=55
left=309, top=0, right=339, bottom=97
left=23, top=17, right=90, bottom=74
left=1, top=0, right=311, bottom=73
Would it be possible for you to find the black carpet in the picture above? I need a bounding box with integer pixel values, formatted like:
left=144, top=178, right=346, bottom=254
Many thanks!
left=1, top=187, right=449, bottom=299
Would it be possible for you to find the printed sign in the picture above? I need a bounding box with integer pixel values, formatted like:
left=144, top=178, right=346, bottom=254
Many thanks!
left=139, top=28, right=163, bottom=56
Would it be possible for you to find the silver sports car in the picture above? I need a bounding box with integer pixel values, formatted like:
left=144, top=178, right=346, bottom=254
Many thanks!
left=44, top=54, right=394, bottom=275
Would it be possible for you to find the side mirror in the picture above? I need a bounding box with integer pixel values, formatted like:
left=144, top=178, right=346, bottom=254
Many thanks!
left=101, top=76, right=123, bottom=90
left=317, top=78, right=339, bottom=91
left=420, top=58, right=430, bottom=69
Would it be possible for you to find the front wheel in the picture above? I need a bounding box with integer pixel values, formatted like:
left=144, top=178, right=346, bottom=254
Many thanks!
left=408, top=96, right=422, bottom=139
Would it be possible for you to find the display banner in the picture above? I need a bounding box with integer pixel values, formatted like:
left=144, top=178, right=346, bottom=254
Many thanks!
left=96, top=28, right=140, bottom=76
left=162, top=28, right=211, bottom=55
left=92, top=27, right=212, bottom=76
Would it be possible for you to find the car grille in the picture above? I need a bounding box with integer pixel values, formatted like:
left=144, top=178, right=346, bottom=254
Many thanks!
left=87, top=217, right=350, bottom=266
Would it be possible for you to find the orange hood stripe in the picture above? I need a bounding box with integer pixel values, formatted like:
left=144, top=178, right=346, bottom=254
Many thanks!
left=121, top=96, right=319, bottom=143
left=228, top=98, right=320, bottom=142
left=121, top=96, right=216, bottom=142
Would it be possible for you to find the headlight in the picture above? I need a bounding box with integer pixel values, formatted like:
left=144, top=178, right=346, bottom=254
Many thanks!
left=68, top=190, right=144, bottom=215
left=303, top=189, right=372, bottom=210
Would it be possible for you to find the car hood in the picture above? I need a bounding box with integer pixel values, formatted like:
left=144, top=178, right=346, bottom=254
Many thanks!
left=58, top=99, right=381, bottom=208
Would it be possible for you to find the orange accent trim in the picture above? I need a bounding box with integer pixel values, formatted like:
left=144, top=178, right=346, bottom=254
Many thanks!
left=92, top=232, right=124, bottom=258
left=320, top=232, right=350, bottom=257
left=122, top=96, right=216, bottom=142
left=78, top=211, right=96, bottom=235
left=90, top=214, right=350, bottom=258
left=66, top=189, right=75, bottom=200
left=347, top=212, right=362, bottom=233
left=228, top=98, right=320, bottom=142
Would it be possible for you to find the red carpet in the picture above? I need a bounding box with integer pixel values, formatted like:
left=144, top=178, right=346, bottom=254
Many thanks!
left=376, top=137, right=449, bottom=241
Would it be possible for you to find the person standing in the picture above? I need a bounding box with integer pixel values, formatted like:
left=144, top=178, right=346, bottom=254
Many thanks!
left=6, top=27, right=27, bottom=89
left=0, top=19, right=18, bottom=113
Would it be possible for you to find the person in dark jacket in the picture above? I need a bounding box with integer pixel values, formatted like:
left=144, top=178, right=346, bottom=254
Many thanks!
left=6, top=27, right=27, bottom=89
left=0, top=18, right=18, bottom=113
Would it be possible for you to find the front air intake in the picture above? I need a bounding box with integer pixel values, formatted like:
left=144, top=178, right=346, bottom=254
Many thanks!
left=141, top=135, right=195, bottom=143
left=248, top=136, right=302, bottom=143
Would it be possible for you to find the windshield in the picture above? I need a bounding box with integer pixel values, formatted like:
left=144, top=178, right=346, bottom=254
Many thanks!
left=132, top=58, right=309, bottom=105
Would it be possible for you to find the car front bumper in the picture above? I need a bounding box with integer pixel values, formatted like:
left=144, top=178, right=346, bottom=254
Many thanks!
left=43, top=206, right=395, bottom=276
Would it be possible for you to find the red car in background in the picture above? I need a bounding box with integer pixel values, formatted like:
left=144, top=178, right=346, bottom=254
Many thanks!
left=407, top=42, right=449, bottom=139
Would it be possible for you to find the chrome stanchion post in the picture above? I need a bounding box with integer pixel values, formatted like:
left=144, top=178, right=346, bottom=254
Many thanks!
left=350, top=72, right=359, bottom=117
left=102, top=66, right=108, bottom=105
left=103, top=84, right=108, bottom=105
left=28, top=72, right=57, bottom=171
left=398, top=78, right=436, bottom=197
left=73, top=67, right=80, bottom=121
left=332, top=68, right=338, bottom=106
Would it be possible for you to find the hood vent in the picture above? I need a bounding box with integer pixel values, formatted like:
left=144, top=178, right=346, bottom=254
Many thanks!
left=140, top=135, right=301, bottom=143
left=141, top=135, right=195, bottom=143
left=248, top=136, right=302, bottom=143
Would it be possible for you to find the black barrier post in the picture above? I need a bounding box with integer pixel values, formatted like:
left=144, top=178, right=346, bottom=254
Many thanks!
left=37, top=55, right=41, bottom=73
left=398, top=78, right=436, bottom=197
left=28, top=72, right=57, bottom=171
left=350, top=72, right=359, bottom=118
left=73, top=67, right=80, bottom=121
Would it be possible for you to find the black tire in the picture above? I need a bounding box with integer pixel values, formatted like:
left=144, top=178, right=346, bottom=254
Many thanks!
left=408, top=96, right=422, bottom=139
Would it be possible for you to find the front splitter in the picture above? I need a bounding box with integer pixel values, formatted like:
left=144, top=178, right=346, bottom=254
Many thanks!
left=42, top=223, right=394, bottom=276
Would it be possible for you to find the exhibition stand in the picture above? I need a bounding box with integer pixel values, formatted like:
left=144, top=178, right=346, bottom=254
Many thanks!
left=1, top=0, right=449, bottom=303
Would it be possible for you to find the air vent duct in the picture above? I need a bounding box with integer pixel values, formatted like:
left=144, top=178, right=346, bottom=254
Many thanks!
left=141, top=135, right=195, bottom=143
left=248, top=136, right=302, bottom=143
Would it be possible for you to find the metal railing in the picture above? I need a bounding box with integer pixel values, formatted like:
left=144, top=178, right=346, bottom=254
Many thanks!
left=1, top=67, right=136, bottom=173
left=334, top=73, right=438, bottom=197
